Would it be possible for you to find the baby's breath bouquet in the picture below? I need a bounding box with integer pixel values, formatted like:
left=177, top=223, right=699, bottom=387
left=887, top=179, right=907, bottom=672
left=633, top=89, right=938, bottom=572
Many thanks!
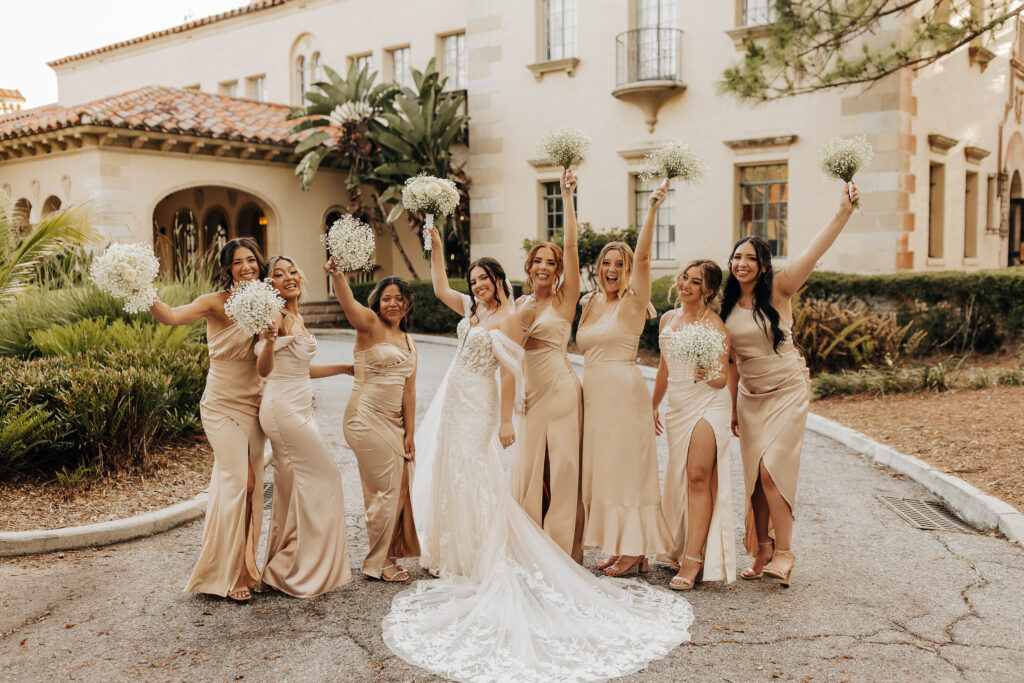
left=819, top=135, right=872, bottom=207
left=224, top=279, right=285, bottom=337
left=539, top=127, right=591, bottom=186
left=660, top=323, right=726, bottom=384
left=89, top=242, right=161, bottom=314
left=402, top=174, right=460, bottom=255
left=639, top=141, right=708, bottom=205
left=322, top=214, right=375, bottom=272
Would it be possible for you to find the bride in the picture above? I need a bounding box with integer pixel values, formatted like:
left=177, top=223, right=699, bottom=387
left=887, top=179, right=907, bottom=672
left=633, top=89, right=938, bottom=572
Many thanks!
left=381, top=226, right=694, bottom=682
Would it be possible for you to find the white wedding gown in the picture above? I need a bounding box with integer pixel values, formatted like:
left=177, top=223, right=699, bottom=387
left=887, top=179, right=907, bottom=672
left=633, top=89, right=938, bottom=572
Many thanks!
left=382, top=297, right=694, bottom=682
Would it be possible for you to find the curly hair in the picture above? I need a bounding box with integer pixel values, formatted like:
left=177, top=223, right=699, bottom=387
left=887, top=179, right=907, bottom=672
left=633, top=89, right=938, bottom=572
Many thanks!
left=467, top=257, right=512, bottom=323
left=523, top=242, right=564, bottom=295
left=669, top=259, right=723, bottom=312
left=367, top=276, right=414, bottom=332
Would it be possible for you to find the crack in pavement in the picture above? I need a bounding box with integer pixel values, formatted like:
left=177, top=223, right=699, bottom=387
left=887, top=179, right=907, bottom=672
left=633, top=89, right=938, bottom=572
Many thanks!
left=344, top=616, right=386, bottom=680
left=1, top=606, right=55, bottom=641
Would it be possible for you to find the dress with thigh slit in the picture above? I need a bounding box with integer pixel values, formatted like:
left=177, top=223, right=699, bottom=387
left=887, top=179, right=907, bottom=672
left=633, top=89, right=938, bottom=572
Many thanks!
left=656, top=314, right=736, bottom=582
left=344, top=341, right=420, bottom=578
left=724, top=305, right=810, bottom=556
left=185, top=322, right=266, bottom=596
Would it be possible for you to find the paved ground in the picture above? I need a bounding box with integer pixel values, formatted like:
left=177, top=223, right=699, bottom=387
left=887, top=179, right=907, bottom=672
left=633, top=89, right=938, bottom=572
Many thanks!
left=3, top=332, right=1024, bottom=682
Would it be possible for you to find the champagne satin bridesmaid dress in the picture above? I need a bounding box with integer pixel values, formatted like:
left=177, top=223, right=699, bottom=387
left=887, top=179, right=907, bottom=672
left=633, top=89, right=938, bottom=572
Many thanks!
left=657, top=316, right=736, bottom=583
left=724, top=306, right=810, bottom=557
left=576, top=297, right=673, bottom=557
left=513, top=300, right=585, bottom=561
left=185, top=322, right=266, bottom=596
left=258, top=334, right=353, bottom=597
left=344, top=341, right=420, bottom=579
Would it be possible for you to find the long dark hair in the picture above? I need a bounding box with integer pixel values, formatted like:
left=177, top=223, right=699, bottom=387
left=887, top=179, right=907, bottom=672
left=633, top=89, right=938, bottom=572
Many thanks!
left=218, top=237, right=267, bottom=290
left=368, top=276, right=414, bottom=332
left=467, top=257, right=512, bottom=323
left=720, top=236, right=786, bottom=354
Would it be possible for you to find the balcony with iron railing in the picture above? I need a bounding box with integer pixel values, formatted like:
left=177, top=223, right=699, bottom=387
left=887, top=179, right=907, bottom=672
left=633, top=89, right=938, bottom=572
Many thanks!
left=612, top=28, right=686, bottom=133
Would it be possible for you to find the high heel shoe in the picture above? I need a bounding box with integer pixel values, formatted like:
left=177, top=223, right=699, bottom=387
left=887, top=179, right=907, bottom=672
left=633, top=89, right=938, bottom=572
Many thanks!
left=741, top=540, right=774, bottom=580
left=597, top=555, right=620, bottom=570
left=669, top=554, right=703, bottom=591
left=762, top=548, right=795, bottom=587
left=603, top=555, right=649, bottom=577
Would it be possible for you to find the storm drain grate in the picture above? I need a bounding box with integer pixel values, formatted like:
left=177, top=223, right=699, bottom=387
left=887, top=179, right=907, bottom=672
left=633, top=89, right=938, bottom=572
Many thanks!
left=876, top=495, right=976, bottom=533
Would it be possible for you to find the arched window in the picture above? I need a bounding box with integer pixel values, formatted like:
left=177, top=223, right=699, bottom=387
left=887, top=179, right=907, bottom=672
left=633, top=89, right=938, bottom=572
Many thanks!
left=296, top=55, right=307, bottom=103
left=41, top=195, right=62, bottom=216
left=13, top=198, right=31, bottom=235
left=173, top=208, right=199, bottom=266
left=237, top=204, right=267, bottom=256
left=202, top=208, right=229, bottom=254
left=311, top=52, right=322, bottom=83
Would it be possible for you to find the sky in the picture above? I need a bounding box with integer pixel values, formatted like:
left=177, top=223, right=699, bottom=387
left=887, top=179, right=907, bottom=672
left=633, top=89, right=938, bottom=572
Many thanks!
left=0, top=0, right=248, bottom=108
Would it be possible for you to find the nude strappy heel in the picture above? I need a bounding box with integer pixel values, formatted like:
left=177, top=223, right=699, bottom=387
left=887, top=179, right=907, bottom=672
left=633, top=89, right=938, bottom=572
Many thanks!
left=669, top=554, right=703, bottom=591
left=741, top=540, right=774, bottom=580
left=762, top=548, right=795, bottom=588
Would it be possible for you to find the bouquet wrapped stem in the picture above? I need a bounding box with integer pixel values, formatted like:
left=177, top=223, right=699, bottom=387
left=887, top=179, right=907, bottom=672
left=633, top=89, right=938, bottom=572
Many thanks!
left=402, top=174, right=460, bottom=259
left=819, top=135, right=873, bottom=209
left=639, top=141, right=707, bottom=206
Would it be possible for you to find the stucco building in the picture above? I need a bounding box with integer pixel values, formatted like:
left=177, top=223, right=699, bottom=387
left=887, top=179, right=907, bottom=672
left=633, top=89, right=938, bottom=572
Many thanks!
left=1, top=0, right=1022, bottom=302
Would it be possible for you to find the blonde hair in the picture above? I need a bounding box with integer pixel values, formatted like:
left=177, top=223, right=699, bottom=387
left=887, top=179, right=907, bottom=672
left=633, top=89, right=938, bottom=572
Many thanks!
left=596, top=241, right=635, bottom=300
left=669, top=259, right=723, bottom=312
left=265, top=255, right=308, bottom=299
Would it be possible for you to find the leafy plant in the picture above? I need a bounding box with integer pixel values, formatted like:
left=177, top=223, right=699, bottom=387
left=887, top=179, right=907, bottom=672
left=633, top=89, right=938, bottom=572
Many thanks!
left=30, top=318, right=198, bottom=357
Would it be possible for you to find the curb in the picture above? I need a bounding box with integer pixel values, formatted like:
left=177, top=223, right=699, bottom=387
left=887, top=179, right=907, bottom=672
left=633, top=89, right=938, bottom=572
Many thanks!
left=0, top=493, right=208, bottom=558
left=806, top=413, right=1024, bottom=547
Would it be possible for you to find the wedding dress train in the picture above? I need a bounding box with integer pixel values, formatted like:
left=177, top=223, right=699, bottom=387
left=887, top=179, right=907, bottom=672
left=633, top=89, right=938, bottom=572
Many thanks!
left=381, top=297, right=694, bottom=682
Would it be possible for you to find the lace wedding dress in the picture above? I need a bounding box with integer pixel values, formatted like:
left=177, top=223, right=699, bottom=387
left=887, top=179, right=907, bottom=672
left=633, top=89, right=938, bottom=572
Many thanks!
left=381, top=297, right=694, bottom=682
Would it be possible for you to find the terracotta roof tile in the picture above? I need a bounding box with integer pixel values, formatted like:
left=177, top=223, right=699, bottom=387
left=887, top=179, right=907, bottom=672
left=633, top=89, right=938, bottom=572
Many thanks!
left=0, top=85, right=313, bottom=147
left=0, top=89, right=26, bottom=101
left=48, top=1, right=289, bottom=67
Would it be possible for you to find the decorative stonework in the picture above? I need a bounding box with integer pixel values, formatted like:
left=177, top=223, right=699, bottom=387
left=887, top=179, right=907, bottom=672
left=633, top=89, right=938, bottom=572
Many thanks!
left=964, top=146, right=991, bottom=164
left=724, top=24, right=772, bottom=49
left=969, top=45, right=996, bottom=71
left=723, top=134, right=797, bottom=151
left=927, top=134, right=959, bottom=154
left=526, top=57, right=580, bottom=81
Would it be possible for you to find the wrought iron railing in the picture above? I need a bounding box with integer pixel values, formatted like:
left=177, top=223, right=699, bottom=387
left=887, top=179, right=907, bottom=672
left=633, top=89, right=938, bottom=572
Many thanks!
left=615, top=28, right=683, bottom=87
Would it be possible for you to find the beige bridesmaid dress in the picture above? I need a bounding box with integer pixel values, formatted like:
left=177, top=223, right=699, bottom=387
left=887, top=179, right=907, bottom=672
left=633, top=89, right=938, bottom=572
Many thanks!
left=724, top=306, right=810, bottom=557
left=656, top=315, right=736, bottom=583
left=344, top=341, right=421, bottom=579
left=258, top=334, right=353, bottom=597
left=186, top=322, right=266, bottom=596
left=576, top=296, right=673, bottom=556
left=513, top=300, right=585, bottom=561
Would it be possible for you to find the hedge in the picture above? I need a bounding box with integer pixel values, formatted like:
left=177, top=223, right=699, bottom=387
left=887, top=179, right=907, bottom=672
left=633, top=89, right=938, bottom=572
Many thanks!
left=0, top=346, right=208, bottom=478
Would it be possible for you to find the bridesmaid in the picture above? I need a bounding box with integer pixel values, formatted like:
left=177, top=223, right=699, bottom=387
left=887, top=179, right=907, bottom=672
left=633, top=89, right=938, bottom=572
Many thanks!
left=328, top=264, right=421, bottom=582
left=513, top=167, right=585, bottom=562
left=652, top=260, right=735, bottom=590
left=255, top=256, right=353, bottom=597
left=724, top=181, right=859, bottom=587
left=577, top=181, right=674, bottom=577
left=148, top=237, right=266, bottom=601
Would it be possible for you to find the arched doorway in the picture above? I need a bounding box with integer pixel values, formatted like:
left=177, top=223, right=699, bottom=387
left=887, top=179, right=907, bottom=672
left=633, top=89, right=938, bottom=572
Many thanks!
left=1010, top=171, right=1022, bottom=266
left=153, top=186, right=273, bottom=280
left=13, top=198, right=31, bottom=235
left=41, top=195, right=61, bottom=216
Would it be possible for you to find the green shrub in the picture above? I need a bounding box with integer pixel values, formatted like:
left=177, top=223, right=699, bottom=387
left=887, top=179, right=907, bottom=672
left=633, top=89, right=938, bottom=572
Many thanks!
left=0, top=346, right=208, bottom=478
left=812, top=358, right=1024, bottom=397
left=30, top=318, right=198, bottom=356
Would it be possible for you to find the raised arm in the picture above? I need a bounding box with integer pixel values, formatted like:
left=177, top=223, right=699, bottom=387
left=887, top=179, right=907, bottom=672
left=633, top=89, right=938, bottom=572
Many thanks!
left=149, top=292, right=221, bottom=327
left=326, top=260, right=378, bottom=332
left=557, top=168, right=581, bottom=315
left=630, top=180, right=667, bottom=311
left=775, top=181, right=859, bottom=299
left=426, top=224, right=466, bottom=315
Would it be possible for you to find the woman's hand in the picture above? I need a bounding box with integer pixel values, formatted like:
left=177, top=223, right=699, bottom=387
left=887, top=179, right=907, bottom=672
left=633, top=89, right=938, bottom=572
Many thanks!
left=404, top=433, right=416, bottom=461
left=648, top=179, right=669, bottom=209
left=259, top=319, right=279, bottom=342
left=693, top=364, right=708, bottom=383
left=653, top=407, right=664, bottom=437
left=426, top=224, right=441, bottom=251
left=839, top=180, right=859, bottom=215
left=731, top=410, right=740, bottom=437
left=561, top=168, right=577, bottom=195
left=499, top=421, right=516, bottom=449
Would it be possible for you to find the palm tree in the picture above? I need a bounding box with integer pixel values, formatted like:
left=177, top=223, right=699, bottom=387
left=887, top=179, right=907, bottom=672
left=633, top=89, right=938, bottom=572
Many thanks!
left=0, top=194, right=99, bottom=307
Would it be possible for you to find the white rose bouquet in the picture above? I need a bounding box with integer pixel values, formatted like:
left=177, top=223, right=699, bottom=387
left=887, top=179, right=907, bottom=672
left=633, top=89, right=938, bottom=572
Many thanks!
left=640, top=141, right=707, bottom=205
left=89, top=242, right=161, bottom=314
left=660, top=322, right=727, bottom=384
left=819, top=135, right=873, bottom=208
left=402, top=174, right=460, bottom=254
left=539, top=127, right=591, bottom=186
left=322, top=214, right=375, bottom=272
left=224, top=279, right=285, bottom=337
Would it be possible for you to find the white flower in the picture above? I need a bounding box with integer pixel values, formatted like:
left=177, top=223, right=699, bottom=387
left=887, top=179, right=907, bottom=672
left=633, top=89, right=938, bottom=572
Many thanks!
left=819, top=135, right=873, bottom=183
left=402, top=174, right=460, bottom=217
left=660, top=322, right=726, bottom=382
left=223, top=279, right=285, bottom=337
left=329, top=100, right=375, bottom=125
left=539, top=127, right=591, bottom=169
left=639, top=141, right=707, bottom=183
left=322, top=214, right=376, bottom=272
left=89, top=242, right=161, bottom=314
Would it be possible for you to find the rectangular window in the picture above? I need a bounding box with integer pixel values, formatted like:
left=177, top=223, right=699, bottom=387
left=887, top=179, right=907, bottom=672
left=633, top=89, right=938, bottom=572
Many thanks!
left=246, top=75, right=267, bottom=102
left=389, top=47, right=412, bottom=87
left=544, top=0, right=578, bottom=61
left=542, top=181, right=577, bottom=240
left=742, top=0, right=776, bottom=26
left=986, top=173, right=998, bottom=230
left=634, top=177, right=676, bottom=260
left=442, top=33, right=467, bottom=90
left=964, top=171, right=978, bottom=259
left=218, top=81, right=238, bottom=97
left=637, top=0, right=678, bottom=80
left=353, top=53, right=374, bottom=73
left=739, top=163, right=789, bottom=257
left=928, top=162, right=946, bottom=259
